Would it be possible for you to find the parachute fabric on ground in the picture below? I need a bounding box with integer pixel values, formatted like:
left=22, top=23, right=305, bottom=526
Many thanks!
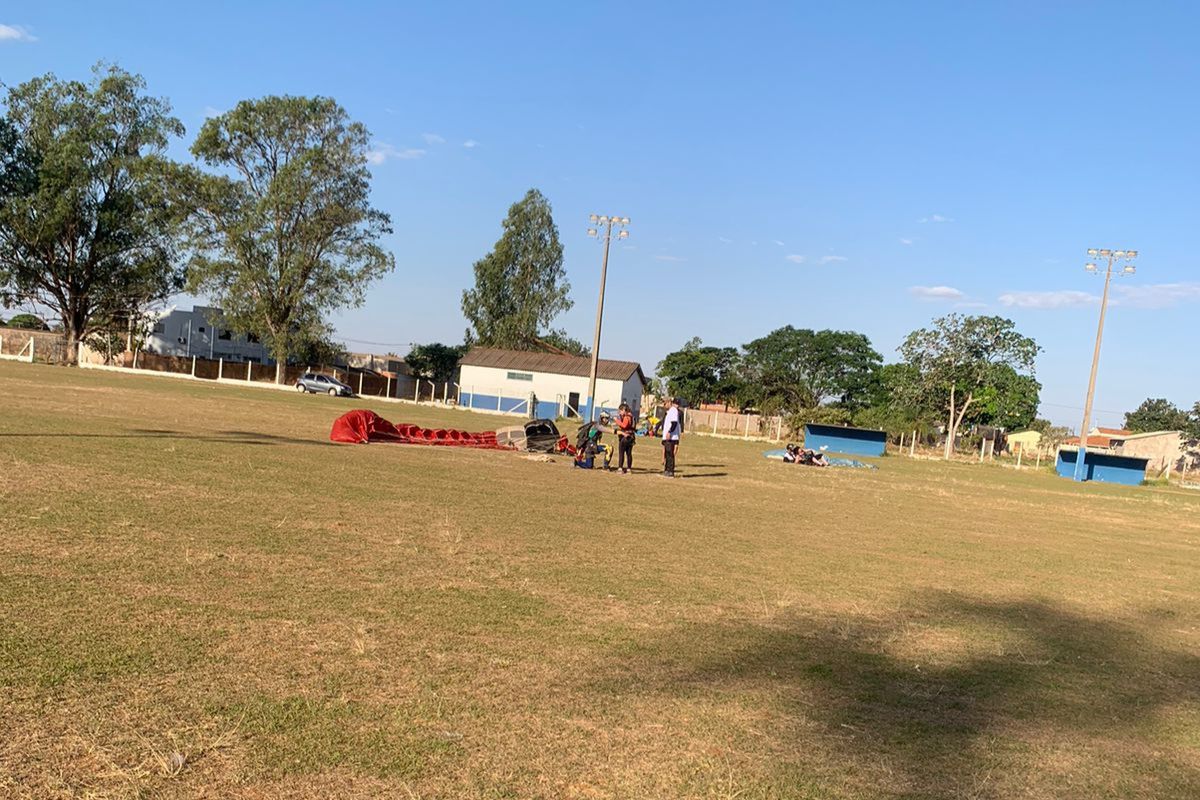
left=330, top=409, right=510, bottom=449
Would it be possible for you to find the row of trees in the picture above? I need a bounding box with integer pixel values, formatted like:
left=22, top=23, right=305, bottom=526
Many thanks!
left=0, top=64, right=393, bottom=381
left=1124, top=398, right=1200, bottom=439
left=656, top=314, right=1042, bottom=458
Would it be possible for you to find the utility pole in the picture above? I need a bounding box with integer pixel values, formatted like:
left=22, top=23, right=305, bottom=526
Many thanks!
left=584, top=214, right=630, bottom=421
left=1074, top=248, right=1137, bottom=481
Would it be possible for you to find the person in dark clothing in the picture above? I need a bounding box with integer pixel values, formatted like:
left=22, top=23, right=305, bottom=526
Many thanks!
left=615, top=401, right=636, bottom=474
left=661, top=397, right=682, bottom=477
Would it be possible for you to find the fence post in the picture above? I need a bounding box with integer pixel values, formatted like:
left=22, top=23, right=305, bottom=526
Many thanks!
left=910, top=430, right=916, bottom=457
left=744, top=414, right=750, bottom=438
left=443, top=382, right=449, bottom=403
left=31, top=337, right=35, bottom=362
left=247, top=362, right=252, bottom=381
left=469, top=386, right=474, bottom=409
left=1182, top=459, right=1190, bottom=486
left=1036, top=450, right=1042, bottom=469
left=386, top=376, right=391, bottom=398
left=1016, top=447, right=1023, bottom=469
left=979, top=437, right=986, bottom=463
left=191, top=355, right=196, bottom=377
left=497, top=392, right=502, bottom=411
left=713, top=412, right=718, bottom=434
left=775, top=416, right=782, bottom=441
left=218, top=358, right=223, bottom=380
left=414, top=380, right=420, bottom=402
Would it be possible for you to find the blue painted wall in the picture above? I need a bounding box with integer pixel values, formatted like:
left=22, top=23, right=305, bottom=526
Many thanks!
left=803, top=423, right=887, bottom=457
left=1055, top=449, right=1148, bottom=486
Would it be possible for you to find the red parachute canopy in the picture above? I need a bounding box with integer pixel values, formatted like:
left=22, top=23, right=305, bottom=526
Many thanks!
left=329, top=409, right=510, bottom=449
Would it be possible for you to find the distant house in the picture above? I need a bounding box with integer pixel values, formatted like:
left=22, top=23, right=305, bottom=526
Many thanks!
left=1063, top=426, right=1134, bottom=451
left=1006, top=430, right=1043, bottom=453
left=457, top=347, right=647, bottom=419
left=144, top=306, right=271, bottom=363
left=341, top=351, right=411, bottom=376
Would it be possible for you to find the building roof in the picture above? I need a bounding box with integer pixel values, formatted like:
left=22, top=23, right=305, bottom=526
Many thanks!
left=459, top=347, right=646, bottom=385
left=1095, top=426, right=1132, bottom=437
left=1120, top=430, right=1183, bottom=441
left=1064, top=435, right=1119, bottom=448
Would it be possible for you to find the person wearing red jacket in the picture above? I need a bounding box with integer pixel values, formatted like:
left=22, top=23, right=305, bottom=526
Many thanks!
left=615, top=401, right=636, bottom=474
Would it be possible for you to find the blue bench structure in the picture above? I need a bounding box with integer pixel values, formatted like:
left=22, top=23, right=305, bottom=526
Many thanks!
left=1055, top=448, right=1148, bottom=486
left=802, top=423, right=887, bottom=457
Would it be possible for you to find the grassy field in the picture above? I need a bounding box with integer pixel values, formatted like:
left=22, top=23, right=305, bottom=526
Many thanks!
left=1, top=360, right=1198, bottom=799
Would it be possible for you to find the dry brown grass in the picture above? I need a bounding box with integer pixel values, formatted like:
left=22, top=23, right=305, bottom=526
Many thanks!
left=2, top=360, right=1199, bottom=799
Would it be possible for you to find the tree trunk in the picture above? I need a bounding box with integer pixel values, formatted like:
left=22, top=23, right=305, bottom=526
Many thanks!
left=943, top=384, right=956, bottom=460
left=275, top=360, right=285, bottom=384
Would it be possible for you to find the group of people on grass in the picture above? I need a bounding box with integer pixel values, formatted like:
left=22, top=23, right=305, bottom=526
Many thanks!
left=783, top=442, right=829, bottom=467
left=573, top=396, right=684, bottom=478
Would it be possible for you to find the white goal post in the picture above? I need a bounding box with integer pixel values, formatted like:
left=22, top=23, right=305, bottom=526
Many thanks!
left=0, top=335, right=34, bottom=363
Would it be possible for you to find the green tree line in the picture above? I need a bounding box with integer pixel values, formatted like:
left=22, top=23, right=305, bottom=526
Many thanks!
left=656, top=314, right=1043, bottom=458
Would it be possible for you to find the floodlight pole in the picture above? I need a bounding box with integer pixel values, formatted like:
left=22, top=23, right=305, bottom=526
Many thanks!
left=585, top=215, right=629, bottom=421
left=1074, top=248, right=1135, bottom=481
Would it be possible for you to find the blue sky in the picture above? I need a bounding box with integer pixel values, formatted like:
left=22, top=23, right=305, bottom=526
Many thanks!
left=3, top=2, right=1197, bottom=428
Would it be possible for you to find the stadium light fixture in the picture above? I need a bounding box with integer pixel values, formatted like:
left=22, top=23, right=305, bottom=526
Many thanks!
left=1087, top=248, right=1099, bottom=257
left=1074, top=246, right=1140, bottom=482
left=584, top=213, right=631, bottom=421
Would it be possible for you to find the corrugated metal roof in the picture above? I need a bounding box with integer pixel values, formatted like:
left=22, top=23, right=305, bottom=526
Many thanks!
left=459, top=347, right=645, bottom=384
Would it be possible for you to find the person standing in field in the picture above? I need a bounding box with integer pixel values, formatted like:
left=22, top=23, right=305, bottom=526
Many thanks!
left=661, top=396, right=682, bottom=478
left=615, top=401, right=636, bottom=474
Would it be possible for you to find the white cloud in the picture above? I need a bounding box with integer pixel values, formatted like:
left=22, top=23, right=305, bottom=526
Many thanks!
left=1115, top=282, right=1200, bottom=309
left=785, top=254, right=806, bottom=264
left=909, top=285, right=965, bottom=301
left=0, top=24, right=36, bottom=42
left=917, top=214, right=953, bottom=224
left=718, top=236, right=733, bottom=244
left=820, top=255, right=848, bottom=264
left=773, top=240, right=785, bottom=247
left=655, top=254, right=686, bottom=262
left=899, top=238, right=914, bottom=245
left=998, top=290, right=1098, bottom=309
left=202, top=106, right=223, bottom=119
left=421, top=133, right=445, bottom=145
left=462, top=139, right=479, bottom=148
left=366, top=143, right=426, bottom=164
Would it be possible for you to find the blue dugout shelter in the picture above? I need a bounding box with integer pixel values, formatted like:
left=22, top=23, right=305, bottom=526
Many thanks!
left=1055, top=448, right=1148, bottom=487
left=803, top=423, right=887, bottom=457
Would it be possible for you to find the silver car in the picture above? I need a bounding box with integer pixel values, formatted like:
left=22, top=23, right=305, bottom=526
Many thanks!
left=295, top=373, right=354, bottom=396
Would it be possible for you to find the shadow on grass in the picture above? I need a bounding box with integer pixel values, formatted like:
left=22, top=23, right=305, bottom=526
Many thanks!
left=595, top=592, right=1200, bottom=798
left=0, top=429, right=330, bottom=447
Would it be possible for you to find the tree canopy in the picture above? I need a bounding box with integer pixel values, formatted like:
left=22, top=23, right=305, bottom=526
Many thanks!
left=175, top=95, right=394, bottom=382
left=461, top=189, right=570, bottom=350
left=656, top=337, right=743, bottom=406
left=0, top=64, right=185, bottom=362
left=739, top=326, right=882, bottom=414
left=1124, top=398, right=1198, bottom=438
left=406, top=342, right=466, bottom=383
left=3, top=312, right=49, bottom=330
left=897, top=314, right=1040, bottom=459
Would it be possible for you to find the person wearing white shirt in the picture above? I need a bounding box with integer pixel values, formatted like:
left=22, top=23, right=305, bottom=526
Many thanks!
left=661, top=397, right=682, bottom=477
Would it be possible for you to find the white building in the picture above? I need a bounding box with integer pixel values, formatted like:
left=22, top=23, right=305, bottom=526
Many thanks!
left=457, top=347, right=646, bottom=419
left=144, top=305, right=271, bottom=363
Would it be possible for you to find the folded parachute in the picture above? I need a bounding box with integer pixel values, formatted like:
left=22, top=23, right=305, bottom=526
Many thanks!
left=330, top=409, right=509, bottom=449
